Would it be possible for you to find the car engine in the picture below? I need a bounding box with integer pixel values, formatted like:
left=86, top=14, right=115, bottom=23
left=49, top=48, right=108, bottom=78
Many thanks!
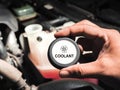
left=0, top=0, right=120, bottom=90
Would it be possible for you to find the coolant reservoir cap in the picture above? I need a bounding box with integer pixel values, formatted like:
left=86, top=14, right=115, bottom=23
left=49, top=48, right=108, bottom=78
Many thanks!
left=48, top=37, right=80, bottom=69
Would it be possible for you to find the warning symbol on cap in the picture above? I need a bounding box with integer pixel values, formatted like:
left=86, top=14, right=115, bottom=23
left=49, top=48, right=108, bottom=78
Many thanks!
left=60, top=45, right=68, bottom=53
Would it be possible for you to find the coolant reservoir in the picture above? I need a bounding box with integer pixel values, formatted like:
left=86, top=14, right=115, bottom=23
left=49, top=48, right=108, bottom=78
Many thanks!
left=24, top=24, right=60, bottom=79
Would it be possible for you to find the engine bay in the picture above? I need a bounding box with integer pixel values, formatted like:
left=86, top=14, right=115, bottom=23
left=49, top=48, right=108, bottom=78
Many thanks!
left=0, top=0, right=120, bottom=90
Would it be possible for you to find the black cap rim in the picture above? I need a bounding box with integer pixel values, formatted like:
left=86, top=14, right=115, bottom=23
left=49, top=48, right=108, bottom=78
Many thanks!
left=48, top=38, right=80, bottom=69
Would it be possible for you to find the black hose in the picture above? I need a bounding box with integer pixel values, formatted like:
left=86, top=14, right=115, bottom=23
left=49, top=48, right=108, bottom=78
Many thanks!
left=0, top=40, right=7, bottom=59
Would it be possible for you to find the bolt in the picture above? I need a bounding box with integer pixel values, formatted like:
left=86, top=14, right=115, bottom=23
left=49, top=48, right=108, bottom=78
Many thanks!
left=37, top=36, right=42, bottom=42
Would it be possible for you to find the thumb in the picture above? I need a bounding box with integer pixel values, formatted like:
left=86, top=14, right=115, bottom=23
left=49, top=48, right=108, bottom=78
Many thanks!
left=59, top=61, right=103, bottom=78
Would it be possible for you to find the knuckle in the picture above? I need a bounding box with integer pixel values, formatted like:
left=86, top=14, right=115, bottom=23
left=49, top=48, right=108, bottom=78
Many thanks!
left=108, top=29, right=119, bottom=33
left=75, top=19, right=89, bottom=25
left=105, top=29, right=120, bottom=36
left=80, top=19, right=90, bottom=25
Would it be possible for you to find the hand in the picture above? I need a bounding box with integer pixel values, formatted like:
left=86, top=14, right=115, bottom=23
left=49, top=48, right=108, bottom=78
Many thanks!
left=55, top=20, right=120, bottom=79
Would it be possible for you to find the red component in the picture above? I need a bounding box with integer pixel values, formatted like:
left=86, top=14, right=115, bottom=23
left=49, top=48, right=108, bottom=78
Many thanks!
left=40, top=69, right=60, bottom=79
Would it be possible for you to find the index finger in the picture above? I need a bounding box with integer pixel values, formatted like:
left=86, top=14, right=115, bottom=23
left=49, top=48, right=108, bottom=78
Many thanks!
left=55, top=21, right=108, bottom=42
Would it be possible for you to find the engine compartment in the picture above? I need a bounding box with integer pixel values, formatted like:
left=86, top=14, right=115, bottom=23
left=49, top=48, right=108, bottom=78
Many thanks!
left=0, top=0, right=120, bottom=90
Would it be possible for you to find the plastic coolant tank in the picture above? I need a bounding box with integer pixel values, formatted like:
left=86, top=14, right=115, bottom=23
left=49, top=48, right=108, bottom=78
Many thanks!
left=25, top=24, right=60, bottom=79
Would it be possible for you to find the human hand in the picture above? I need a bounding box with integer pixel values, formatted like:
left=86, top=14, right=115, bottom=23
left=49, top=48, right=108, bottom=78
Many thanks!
left=55, top=20, right=120, bottom=79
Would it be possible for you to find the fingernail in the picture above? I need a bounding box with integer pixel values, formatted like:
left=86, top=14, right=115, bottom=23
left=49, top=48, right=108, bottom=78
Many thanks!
left=60, top=70, right=70, bottom=78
